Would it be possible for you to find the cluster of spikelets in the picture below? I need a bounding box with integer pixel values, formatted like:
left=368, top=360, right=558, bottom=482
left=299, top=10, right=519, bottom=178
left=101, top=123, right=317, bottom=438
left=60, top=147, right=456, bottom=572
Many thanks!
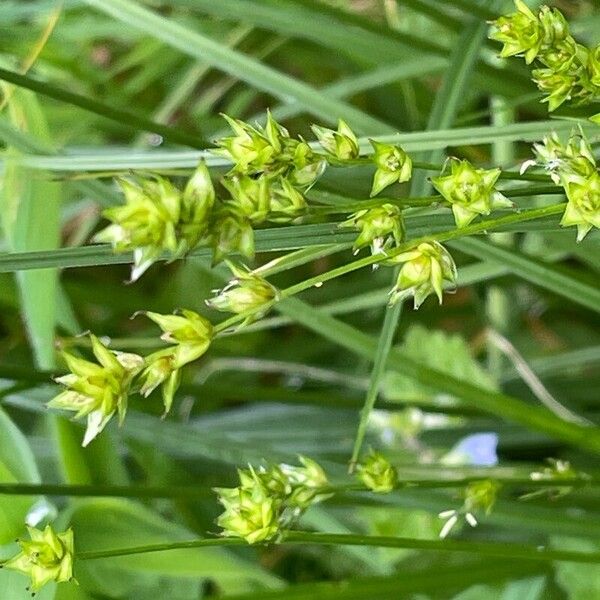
left=522, top=128, right=600, bottom=241
left=96, top=111, right=535, bottom=310
left=1, top=525, right=75, bottom=593
left=49, top=262, right=283, bottom=446
left=489, top=0, right=600, bottom=115
left=49, top=311, right=213, bottom=446
left=215, top=457, right=331, bottom=544
left=96, top=112, right=413, bottom=282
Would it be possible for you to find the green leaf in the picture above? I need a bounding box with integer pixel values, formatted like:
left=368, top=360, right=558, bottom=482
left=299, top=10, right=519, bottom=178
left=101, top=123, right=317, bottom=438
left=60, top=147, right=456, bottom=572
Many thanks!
left=382, top=325, right=498, bottom=403
left=0, top=67, right=205, bottom=149
left=223, top=559, right=544, bottom=600
left=553, top=538, right=600, bottom=600
left=275, top=297, right=600, bottom=453
left=0, top=213, right=567, bottom=273
left=411, top=2, right=493, bottom=196
left=13, top=119, right=596, bottom=174
left=0, top=87, right=61, bottom=370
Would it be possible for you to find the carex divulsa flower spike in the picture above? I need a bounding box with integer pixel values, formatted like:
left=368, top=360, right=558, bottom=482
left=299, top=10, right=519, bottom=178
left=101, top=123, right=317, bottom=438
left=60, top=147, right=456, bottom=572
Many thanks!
left=521, top=129, right=600, bottom=241
left=561, top=170, right=600, bottom=241
left=95, top=161, right=215, bottom=281
left=489, top=0, right=568, bottom=64
left=341, top=203, right=405, bottom=256
left=357, top=451, right=398, bottom=493
left=207, top=262, right=279, bottom=326
left=48, top=335, right=143, bottom=446
left=216, top=111, right=326, bottom=188
left=431, top=159, right=513, bottom=228
left=3, top=525, right=75, bottom=592
left=370, top=140, right=413, bottom=197
left=386, top=242, right=457, bottom=309
left=215, top=457, right=330, bottom=544
left=490, top=2, right=600, bottom=113
left=523, top=458, right=588, bottom=500
left=216, top=467, right=281, bottom=544
left=521, top=128, right=596, bottom=183
left=312, top=119, right=360, bottom=161
left=139, top=309, right=213, bottom=415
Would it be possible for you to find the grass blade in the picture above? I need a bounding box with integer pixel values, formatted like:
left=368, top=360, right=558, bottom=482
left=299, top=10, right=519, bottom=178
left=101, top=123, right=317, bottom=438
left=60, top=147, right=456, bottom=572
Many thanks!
left=81, top=0, right=393, bottom=134
left=451, top=237, right=600, bottom=314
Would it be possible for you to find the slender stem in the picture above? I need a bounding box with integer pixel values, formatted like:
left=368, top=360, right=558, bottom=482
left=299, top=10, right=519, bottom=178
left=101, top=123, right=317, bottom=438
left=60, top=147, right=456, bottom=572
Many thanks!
left=0, top=483, right=213, bottom=498
left=283, top=531, right=600, bottom=564
left=349, top=299, right=402, bottom=472
left=74, top=530, right=600, bottom=563
left=0, top=474, right=592, bottom=499
left=77, top=537, right=243, bottom=560
left=212, top=203, right=565, bottom=334
left=307, top=185, right=562, bottom=215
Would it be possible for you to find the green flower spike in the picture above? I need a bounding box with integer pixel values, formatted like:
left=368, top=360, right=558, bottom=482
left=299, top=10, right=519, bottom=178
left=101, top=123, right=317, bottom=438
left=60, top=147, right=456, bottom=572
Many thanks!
left=48, top=335, right=143, bottom=446
left=532, top=66, right=579, bottom=111
left=341, top=203, right=405, bottom=256
left=438, top=479, right=500, bottom=538
left=139, top=310, right=213, bottom=414
left=289, top=140, right=327, bottom=188
left=95, top=176, right=180, bottom=281
left=387, top=241, right=457, bottom=309
left=216, top=469, right=281, bottom=544
left=357, top=451, right=398, bottom=493
left=215, top=114, right=279, bottom=176
left=95, top=163, right=215, bottom=281
left=215, top=111, right=304, bottom=180
left=489, top=0, right=568, bottom=65
left=3, top=525, right=75, bottom=593
left=431, top=159, right=513, bottom=228
left=312, top=119, right=360, bottom=161
left=524, top=458, right=588, bottom=500
left=280, top=456, right=331, bottom=510
left=369, top=140, right=413, bottom=197
left=206, top=262, right=279, bottom=325
left=269, top=178, right=308, bottom=223
left=589, top=43, right=600, bottom=84
left=210, top=207, right=255, bottom=265
left=178, top=161, right=216, bottom=250
left=561, top=170, right=600, bottom=241
left=222, top=175, right=271, bottom=224
left=523, top=129, right=596, bottom=183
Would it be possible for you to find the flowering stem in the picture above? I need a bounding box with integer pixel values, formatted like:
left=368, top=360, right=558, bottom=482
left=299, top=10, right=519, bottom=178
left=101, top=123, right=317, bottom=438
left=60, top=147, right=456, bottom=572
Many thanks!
left=0, top=475, right=593, bottom=499
left=329, top=157, right=552, bottom=183
left=308, top=185, right=562, bottom=215
left=0, top=483, right=213, bottom=498
left=74, top=531, right=600, bottom=563
left=214, top=203, right=565, bottom=334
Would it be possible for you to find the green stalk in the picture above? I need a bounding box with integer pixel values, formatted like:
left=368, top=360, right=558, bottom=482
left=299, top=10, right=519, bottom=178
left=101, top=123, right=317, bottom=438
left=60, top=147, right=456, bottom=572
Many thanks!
left=73, top=531, right=600, bottom=563
left=0, top=474, right=593, bottom=499
left=213, top=203, right=566, bottom=334
left=348, top=300, right=402, bottom=471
